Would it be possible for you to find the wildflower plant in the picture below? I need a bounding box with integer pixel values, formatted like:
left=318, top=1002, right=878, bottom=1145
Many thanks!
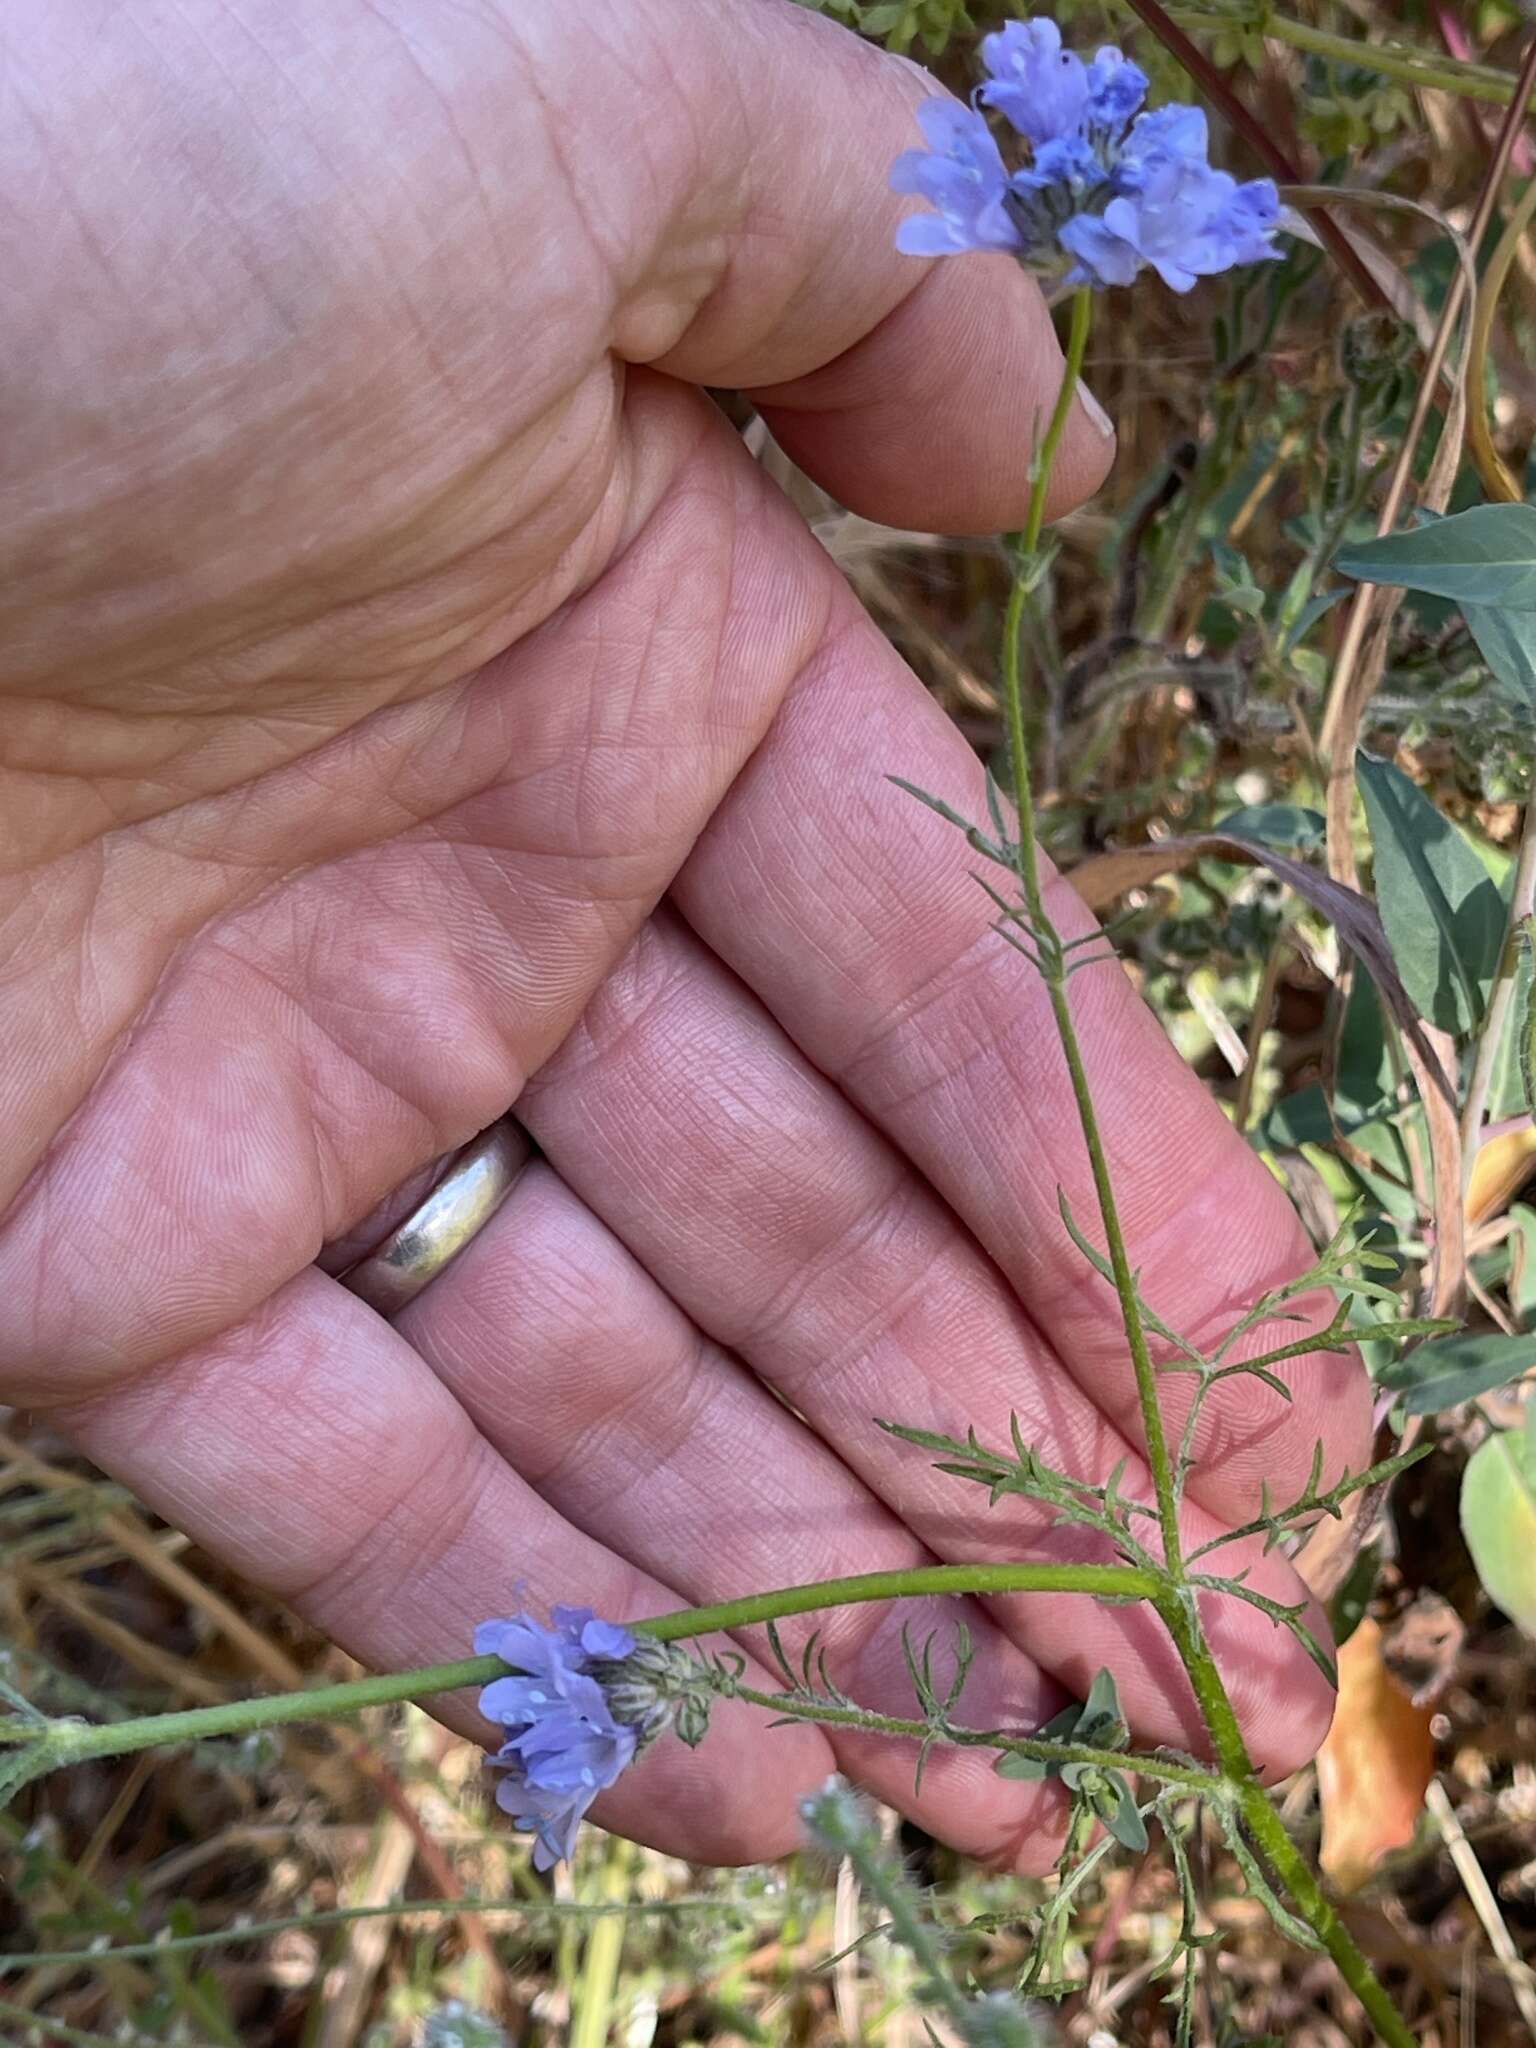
left=890, top=20, right=1285, bottom=291
left=474, top=1609, right=645, bottom=1871
left=14, top=14, right=1536, bottom=2047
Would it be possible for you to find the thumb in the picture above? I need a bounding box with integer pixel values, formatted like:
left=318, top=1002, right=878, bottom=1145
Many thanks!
left=583, top=0, right=1115, bottom=532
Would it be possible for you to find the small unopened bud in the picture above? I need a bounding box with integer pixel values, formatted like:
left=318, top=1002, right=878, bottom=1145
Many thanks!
left=798, top=1775, right=879, bottom=1858
left=960, top=1991, right=1050, bottom=2047
left=590, top=1637, right=716, bottom=1750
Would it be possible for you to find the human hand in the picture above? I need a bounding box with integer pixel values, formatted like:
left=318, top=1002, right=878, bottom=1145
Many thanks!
left=2, top=0, right=1368, bottom=1866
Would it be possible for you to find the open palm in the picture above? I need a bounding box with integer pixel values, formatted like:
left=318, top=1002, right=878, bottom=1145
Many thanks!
left=1, top=0, right=1368, bottom=1865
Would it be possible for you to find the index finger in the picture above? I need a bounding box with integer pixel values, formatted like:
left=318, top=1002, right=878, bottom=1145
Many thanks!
left=578, top=0, right=1115, bottom=530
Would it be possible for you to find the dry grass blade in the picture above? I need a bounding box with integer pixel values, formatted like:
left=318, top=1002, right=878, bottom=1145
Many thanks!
left=317, top=1807, right=422, bottom=2048
left=1427, top=1777, right=1536, bottom=2043
left=1411, top=1019, right=1467, bottom=1320
left=1318, top=35, right=1536, bottom=807
left=1315, top=185, right=1483, bottom=808
left=1468, top=174, right=1536, bottom=505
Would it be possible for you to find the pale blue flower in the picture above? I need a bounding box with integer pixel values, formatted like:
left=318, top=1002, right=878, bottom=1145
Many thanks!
left=1218, top=176, right=1285, bottom=263
left=891, top=16, right=1284, bottom=294
left=1011, top=134, right=1104, bottom=197
left=978, top=19, right=1090, bottom=145
left=890, top=99, right=1020, bottom=255
left=1114, top=103, right=1211, bottom=187
left=476, top=1607, right=640, bottom=1871
left=1062, top=156, right=1281, bottom=294
left=1084, top=47, right=1148, bottom=139
left=1002, top=136, right=1107, bottom=261
left=1057, top=206, right=1143, bottom=288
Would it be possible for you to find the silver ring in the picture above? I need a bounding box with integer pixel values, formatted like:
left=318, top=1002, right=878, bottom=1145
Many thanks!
left=338, top=1119, right=531, bottom=1316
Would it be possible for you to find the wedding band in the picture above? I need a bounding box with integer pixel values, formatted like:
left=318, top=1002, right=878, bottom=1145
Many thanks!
left=339, top=1118, right=531, bottom=1316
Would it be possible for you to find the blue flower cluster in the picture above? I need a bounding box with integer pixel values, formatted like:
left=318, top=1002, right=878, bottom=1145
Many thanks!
left=889, top=17, right=1282, bottom=292
left=476, top=1607, right=641, bottom=1871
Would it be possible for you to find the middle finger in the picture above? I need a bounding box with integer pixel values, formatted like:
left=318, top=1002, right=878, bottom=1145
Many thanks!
left=396, top=1156, right=1074, bottom=1867
left=517, top=910, right=1335, bottom=1777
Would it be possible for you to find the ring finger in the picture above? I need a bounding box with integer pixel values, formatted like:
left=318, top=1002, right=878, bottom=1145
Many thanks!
left=396, top=1151, right=1076, bottom=1870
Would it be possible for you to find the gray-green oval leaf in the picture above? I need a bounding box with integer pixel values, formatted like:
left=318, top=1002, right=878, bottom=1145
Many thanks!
left=1337, top=503, right=1536, bottom=610
left=1378, top=1329, right=1536, bottom=1414
left=1462, top=1413, right=1536, bottom=1635
left=1357, top=750, right=1506, bottom=1036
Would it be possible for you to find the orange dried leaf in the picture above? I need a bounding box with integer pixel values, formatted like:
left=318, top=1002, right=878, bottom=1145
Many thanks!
left=1466, top=1123, right=1536, bottom=1227
left=1316, top=1617, right=1434, bottom=1894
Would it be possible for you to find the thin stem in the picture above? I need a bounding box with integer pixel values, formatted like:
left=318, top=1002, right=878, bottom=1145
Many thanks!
left=1022, top=285, right=1093, bottom=557
left=727, top=1683, right=1224, bottom=1797
left=1152, top=1593, right=1250, bottom=1783
left=0, top=1897, right=746, bottom=1975
left=1002, top=292, right=1414, bottom=2046
left=1171, top=6, right=1521, bottom=104
left=1004, top=291, right=1184, bottom=1575
left=0, top=1996, right=167, bottom=2048
left=4, top=1562, right=1157, bottom=1768
left=1240, top=1789, right=1415, bottom=2048
left=813, top=1796, right=975, bottom=2028
left=640, top=1561, right=1155, bottom=1641
left=1052, top=1005, right=1184, bottom=1573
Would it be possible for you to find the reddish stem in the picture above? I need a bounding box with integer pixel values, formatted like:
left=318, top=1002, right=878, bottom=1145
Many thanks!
left=1115, top=0, right=1390, bottom=311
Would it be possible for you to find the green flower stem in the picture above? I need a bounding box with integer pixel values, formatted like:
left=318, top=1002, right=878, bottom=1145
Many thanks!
left=728, top=1681, right=1225, bottom=1796
left=1170, top=7, right=1520, bottom=104
left=1153, top=1591, right=1249, bottom=1783
left=1239, top=1787, right=1415, bottom=2048
left=639, top=1561, right=1155, bottom=1641
left=1004, top=287, right=1183, bottom=1579
left=1020, top=285, right=1094, bottom=560
left=2, top=1562, right=1156, bottom=1768
left=0, top=1896, right=741, bottom=1976
left=1005, top=291, right=1413, bottom=2048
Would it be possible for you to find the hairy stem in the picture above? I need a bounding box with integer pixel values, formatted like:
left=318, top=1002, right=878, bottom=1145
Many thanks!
left=1241, top=1788, right=1415, bottom=2048
left=1003, top=289, right=1413, bottom=2047
left=0, top=1896, right=755, bottom=1976
left=0, top=1562, right=1155, bottom=1766
left=727, top=1683, right=1224, bottom=1796
left=1171, top=6, right=1521, bottom=104
left=1021, top=287, right=1094, bottom=559
left=1006, top=288, right=1183, bottom=1577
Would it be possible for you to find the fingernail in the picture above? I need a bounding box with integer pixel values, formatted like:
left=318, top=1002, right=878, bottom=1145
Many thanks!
left=1076, top=377, right=1114, bottom=438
